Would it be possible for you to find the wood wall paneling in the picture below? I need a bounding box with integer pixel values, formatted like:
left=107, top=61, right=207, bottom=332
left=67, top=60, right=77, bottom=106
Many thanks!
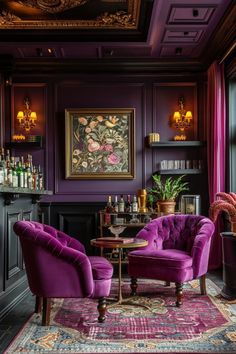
left=6, top=211, right=21, bottom=284
left=11, top=83, right=47, bottom=138
left=39, top=202, right=104, bottom=255
left=8, top=74, right=208, bottom=212
left=153, top=83, right=197, bottom=141
left=0, top=195, right=38, bottom=320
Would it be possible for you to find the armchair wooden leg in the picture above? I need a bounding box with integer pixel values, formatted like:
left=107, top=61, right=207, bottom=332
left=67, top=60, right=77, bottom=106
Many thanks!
left=97, top=297, right=107, bottom=323
left=42, top=298, right=51, bottom=326
left=130, top=277, right=138, bottom=296
left=35, top=296, right=42, bottom=313
left=175, top=282, right=183, bottom=307
left=200, top=274, right=207, bottom=295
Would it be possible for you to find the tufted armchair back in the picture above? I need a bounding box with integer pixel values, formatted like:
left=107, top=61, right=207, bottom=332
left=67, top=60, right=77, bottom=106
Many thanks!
left=137, top=214, right=213, bottom=249
left=13, top=220, right=113, bottom=324
left=128, top=214, right=215, bottom=307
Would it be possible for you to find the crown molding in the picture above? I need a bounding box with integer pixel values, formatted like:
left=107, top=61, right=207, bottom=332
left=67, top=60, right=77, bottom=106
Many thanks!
left=201, top=3, right=236, bottom=70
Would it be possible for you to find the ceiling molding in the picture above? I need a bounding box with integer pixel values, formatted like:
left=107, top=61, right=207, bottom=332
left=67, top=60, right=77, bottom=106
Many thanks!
left=0, top=1, right=234, bottom=65
left=201, top=2, right=236, bottom=69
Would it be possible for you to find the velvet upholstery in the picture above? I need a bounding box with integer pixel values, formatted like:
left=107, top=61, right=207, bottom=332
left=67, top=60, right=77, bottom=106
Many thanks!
left=13, top=220, right=113, bottom=324
left=128, top=214, right=215, bottom=306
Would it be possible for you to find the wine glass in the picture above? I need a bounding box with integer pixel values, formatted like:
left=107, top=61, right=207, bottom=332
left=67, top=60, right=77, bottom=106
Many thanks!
left=108, top=225, right=126, bottom=238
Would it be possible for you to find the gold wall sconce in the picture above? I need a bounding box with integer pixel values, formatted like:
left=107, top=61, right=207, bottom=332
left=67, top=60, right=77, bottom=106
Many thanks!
left=17, top=97, right=37, bottom=132
left=171, top=96, right=193, bottom=140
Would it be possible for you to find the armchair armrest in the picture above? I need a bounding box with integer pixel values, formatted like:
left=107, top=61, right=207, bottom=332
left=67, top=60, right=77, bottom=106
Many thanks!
left=135, top=223, right=164, bottom=250
left=191, top=221, right=215, bottom=277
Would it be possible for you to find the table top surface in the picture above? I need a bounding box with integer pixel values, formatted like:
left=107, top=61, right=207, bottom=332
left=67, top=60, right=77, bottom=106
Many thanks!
left=90, top=237, right=148, bottom=249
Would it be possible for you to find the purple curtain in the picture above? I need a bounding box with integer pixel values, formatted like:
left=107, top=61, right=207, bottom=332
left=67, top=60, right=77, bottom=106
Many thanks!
left=207, top=61, right=226, bottom=270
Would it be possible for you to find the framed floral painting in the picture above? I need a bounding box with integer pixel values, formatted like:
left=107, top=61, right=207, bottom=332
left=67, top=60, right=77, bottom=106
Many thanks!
left=65, top=108, right=135, bottom=179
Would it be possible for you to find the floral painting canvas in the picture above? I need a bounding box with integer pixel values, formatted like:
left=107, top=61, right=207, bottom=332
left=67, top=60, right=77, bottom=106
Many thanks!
left=65, top=108, right=135, bottom=179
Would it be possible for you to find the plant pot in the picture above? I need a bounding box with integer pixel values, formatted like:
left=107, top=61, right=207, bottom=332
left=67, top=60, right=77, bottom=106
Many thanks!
left=157, top=200, right=176, bottom=214
left=221, top=232, right=236, bottom=300
left=231, top=221, right=236, bottom=233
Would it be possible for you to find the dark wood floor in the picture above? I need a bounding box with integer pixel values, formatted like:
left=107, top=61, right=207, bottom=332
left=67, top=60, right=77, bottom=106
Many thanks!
left=0, top=270, right=223, bottom=353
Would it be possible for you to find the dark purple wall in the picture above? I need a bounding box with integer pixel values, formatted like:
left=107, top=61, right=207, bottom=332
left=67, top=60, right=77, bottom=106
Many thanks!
left=8, top=73, right=206, bottom=205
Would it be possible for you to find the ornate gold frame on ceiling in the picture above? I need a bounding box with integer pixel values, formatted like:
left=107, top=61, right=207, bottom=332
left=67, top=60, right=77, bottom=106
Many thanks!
left=0, top=0, right=141, bottom=29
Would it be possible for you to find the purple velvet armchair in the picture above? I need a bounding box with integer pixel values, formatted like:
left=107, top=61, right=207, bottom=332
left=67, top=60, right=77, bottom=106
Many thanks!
left=128, top=214, right=215, bottom=306
left=13, top=221, right=113, bottom=325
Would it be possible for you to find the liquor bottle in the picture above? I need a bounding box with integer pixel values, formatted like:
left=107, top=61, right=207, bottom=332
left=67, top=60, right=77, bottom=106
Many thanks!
left=38, top=165, right=44, bottom=190
left=125, top=194, right=132, bottom=212
left=1, top=148, right=8, bottom=186
left=5, top=149, right=10, bottom=163
left=16, top=161, right=24, bottom=188
left=132, top=195, right=138, bottom=212
left=12, top=162, right=18, bottom=188
left=113, top=195, right=119, bottom=213
left=22, top=162, right=28, bottom=188
left=32, top=167, right=39, bottom=190
left=118, top=195, right=125, bottom=213
left=104, top=195, right=113, bottom=224
left=27, top=154, right=33, bottom=171
left=7, top=163, right=13, bottom=187
left=0, top=155, right=4, bottom=186
left=27, top=164, right=33, bottom=189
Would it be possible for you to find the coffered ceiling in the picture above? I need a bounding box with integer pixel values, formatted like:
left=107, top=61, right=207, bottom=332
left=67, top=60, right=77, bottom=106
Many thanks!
left=0, top=0, right=235, bottom=67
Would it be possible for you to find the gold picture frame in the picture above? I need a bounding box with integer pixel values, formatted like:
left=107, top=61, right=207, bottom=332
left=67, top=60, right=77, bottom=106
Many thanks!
left=65, top=108, right=135, bottom=179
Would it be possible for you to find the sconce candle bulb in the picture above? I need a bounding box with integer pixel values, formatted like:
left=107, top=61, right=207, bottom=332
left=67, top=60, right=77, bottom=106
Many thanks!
left=16, top=97, right=37, bottom=132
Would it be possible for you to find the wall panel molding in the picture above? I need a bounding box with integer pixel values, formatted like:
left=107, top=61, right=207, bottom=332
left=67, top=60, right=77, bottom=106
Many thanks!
left=54, top=81, right=146, bottom=198
left=39, top=202, right=104, bottom=255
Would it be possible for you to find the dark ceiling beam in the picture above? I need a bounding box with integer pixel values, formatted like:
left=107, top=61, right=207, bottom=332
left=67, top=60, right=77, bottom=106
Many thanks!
left=201, top=2, right=236, bottom=70
left=0, top=29, right=149, bottom=43
left=13, top=58, right=203, bottom=76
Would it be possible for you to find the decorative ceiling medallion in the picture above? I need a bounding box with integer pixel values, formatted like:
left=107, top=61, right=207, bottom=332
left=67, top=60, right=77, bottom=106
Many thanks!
left=17, top=0, right=88, bottom=14
left=0, top=11, right=20, bottom=25
left=97, top=11, right=135, bottom=27
left=0, top=0, right=140, bottom=29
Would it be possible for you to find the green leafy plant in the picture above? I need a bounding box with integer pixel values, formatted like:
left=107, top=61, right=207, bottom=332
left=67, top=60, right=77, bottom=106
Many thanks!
left=148, top=174, right=189, bottom=201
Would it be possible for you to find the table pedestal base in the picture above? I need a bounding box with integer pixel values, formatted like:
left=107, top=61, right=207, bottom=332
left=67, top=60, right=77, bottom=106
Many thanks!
left=107, top=295, right=152, bottom=310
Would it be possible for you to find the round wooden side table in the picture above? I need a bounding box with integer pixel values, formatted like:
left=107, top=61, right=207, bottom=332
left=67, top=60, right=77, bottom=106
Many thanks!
left=91, top=237, right=148, bottom=305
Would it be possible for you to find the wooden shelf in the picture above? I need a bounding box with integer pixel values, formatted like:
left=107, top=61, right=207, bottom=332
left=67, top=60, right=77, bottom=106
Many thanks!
left=0, top=186, right=52, bottom=205
left=149, top=141, right=204, bottom=148
left=154, top=169, right=203, bottom=175
left=0, top=186, right=52, bottom=195
left=6, top=141, right=43, bottom=149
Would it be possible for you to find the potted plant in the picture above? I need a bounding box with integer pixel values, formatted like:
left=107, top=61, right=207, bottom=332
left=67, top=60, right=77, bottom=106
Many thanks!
left=148, top=174, right=189, bottom=214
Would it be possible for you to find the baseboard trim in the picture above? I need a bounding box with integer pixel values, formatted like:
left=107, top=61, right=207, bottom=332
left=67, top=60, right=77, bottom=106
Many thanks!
left=0, top=285, right=31, bottom=321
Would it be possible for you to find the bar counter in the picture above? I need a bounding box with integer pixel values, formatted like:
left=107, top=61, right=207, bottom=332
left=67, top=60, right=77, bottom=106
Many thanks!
left=0, top=187, right=52, bottom=319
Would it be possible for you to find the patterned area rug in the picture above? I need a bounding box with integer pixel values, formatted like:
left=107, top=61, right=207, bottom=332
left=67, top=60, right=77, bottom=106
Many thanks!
left=4, top=279, right=236, bottom=353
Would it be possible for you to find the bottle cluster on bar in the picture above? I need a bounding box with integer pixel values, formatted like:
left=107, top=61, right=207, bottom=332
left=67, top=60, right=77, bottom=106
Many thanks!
left=0, top=148, right=44, bottom=190
left=105, top=194, right=138, bottom=214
